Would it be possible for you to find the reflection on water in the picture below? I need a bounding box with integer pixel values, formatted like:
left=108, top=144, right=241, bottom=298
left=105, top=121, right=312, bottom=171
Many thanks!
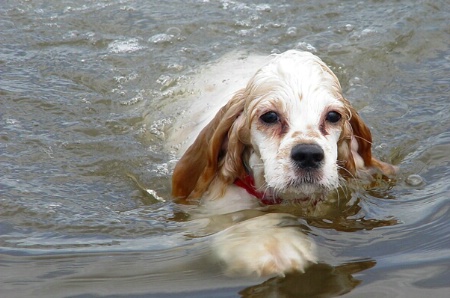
left=1, top=0, right=449, bottom=297
left=240, top=261, right=376, bottom=298
left=2, top=244, right=375, bottom=298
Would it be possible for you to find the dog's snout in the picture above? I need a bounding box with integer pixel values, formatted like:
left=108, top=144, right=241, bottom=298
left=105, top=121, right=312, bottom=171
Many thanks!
left=291, top=144, right=324, bottom=169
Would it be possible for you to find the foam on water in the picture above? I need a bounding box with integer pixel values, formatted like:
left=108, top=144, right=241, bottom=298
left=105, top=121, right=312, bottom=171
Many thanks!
left=108, top=38, right=146, bottom=53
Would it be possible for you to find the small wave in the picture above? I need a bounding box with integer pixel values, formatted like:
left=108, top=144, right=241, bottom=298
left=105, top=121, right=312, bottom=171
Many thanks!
left=107, top=38, right=146, bottom=54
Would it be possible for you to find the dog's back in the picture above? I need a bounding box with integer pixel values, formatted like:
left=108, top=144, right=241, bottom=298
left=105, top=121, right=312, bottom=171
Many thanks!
left=166, top=52, right=270, bottom=157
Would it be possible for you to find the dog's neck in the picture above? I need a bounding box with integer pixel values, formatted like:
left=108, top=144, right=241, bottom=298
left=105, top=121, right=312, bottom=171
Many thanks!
left=234, top=174, right=282, bottom=205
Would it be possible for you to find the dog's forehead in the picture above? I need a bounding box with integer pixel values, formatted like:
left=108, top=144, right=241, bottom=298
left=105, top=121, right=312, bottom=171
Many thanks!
left=270, top=50, right=324, bottom=68
left=265, top=52, right=337, bottom=86
left=250, top=52, right=343, bottom=109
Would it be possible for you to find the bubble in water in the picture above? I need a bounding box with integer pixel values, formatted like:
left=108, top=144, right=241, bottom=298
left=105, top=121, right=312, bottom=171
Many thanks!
left=148, top=33, right=173, bottom=44
left=149, top=27, right=182, bottom=44
left=344, top=24, right=354, bottom=32
left=405, top=174, right=424, bottom=186
left=108, top=38, right=146, bottom=53
left=286, top=27, right=297, bottom=37
left=295, top=42, right=317, bottom=53
left=166, top=27, right=181, bottom=37
left=327, top=43, right=343, bottom=53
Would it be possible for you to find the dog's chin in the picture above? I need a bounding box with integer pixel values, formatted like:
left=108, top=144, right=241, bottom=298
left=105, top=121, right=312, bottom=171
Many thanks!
left=278, top=189, right=323, bottom=204
left=273, top=180, right=334, bottom=205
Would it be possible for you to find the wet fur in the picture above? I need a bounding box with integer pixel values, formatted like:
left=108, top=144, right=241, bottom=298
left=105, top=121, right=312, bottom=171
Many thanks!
left=169, top=50, right=396, bottom=277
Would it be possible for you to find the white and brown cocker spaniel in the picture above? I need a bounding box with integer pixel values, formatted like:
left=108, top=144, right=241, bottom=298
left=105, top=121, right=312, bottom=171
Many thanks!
left=169, top=50, right=396, bottom=277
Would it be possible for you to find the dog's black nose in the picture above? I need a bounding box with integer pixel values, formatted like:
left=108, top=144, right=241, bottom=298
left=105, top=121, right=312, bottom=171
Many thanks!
left=290, top=144, right=324, bottom=169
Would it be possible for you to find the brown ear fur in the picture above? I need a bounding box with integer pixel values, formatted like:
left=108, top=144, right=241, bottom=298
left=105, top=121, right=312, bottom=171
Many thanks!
left=171, top=90, right=247, bottom=202
left=339, top=104, right=397, bottom=178
left=348, top=106, right=374, bottom=168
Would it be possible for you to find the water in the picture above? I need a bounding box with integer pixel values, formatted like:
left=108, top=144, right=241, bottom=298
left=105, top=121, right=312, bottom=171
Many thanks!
left=1, top=0, right=449, bottom=297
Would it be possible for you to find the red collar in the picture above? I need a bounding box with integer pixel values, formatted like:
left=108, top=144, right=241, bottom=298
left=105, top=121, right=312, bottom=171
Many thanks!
left=234, top=175, right=282, bottom=205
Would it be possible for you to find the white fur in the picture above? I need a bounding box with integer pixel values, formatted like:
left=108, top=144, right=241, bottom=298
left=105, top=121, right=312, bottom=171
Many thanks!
left=211, top=213, right=316, bottom=277
left=246, top=51, right=345, bottom=199
left=169, top=50, right=353, bottom=277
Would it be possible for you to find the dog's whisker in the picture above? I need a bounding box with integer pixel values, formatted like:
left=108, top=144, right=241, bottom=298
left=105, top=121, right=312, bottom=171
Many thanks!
left=337, top=163, right=356, bottom=179
left=352, top=134, right=374, bottom=145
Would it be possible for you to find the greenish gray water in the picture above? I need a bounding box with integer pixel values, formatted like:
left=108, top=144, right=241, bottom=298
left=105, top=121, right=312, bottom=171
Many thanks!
left=1, top=0, right=449, bottom=297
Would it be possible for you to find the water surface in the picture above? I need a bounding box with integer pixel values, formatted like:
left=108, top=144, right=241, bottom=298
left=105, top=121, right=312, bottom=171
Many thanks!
left=1, top=0, right=449, bottom=297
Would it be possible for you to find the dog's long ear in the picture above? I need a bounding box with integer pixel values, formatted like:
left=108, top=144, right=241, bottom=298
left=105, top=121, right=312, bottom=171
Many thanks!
left=339, top=104, right=397, bottom=178
left=172, top=90, right=248, bottom=202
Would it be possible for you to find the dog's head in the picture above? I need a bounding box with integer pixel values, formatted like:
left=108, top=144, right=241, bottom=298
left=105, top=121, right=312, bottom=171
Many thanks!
left=172, top=50, right=396, bottom=203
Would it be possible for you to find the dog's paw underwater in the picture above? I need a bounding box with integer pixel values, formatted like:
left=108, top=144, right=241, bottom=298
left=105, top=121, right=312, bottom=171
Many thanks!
left=211, top=213, right=317, bottom=277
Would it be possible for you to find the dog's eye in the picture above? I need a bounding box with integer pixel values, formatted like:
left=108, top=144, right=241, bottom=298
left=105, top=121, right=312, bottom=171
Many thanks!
left=325, top=111, right=341, bottom=123
left=260, top=111, right=280, bottom=124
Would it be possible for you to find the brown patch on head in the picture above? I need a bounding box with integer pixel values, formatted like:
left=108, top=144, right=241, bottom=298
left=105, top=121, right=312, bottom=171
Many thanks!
left=255, top=123, right=282, bottom=140
left=305, top=130, right=321, bottom=139
left=172, top=89, right=250, bottom=201
left=319, top=124, right=328, bottom=136
left=337, top=120, right=356, bottom=177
